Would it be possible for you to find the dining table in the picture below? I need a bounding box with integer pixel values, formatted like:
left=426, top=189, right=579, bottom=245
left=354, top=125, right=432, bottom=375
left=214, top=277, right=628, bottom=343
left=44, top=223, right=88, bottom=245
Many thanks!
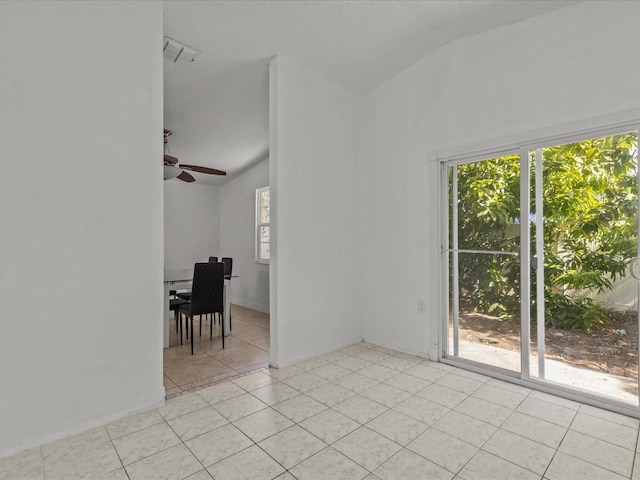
left=163, top=268, right=234, bottom=348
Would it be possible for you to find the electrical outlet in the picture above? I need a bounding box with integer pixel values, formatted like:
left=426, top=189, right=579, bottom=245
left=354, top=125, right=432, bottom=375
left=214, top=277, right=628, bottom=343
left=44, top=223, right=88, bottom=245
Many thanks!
left=417, top=300, right=426, bottom=314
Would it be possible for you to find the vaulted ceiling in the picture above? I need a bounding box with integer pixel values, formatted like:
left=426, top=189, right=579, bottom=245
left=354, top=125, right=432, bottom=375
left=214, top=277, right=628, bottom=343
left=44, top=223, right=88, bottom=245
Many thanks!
left=163, top=0, right=580, bottom=186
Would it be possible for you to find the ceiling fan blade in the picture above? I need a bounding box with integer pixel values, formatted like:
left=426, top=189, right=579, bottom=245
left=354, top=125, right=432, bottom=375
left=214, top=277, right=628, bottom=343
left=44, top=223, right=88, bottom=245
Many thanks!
left=164, top=154, right=179, bottom=165
left=177, top=171, right=196, bottom=183
left=180, top=164, right=227, bottom=176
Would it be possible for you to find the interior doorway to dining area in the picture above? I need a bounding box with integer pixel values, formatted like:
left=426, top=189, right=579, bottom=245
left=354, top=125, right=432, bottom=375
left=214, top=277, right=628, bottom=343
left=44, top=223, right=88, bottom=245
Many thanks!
left=163, top=304, right=270, bottom=396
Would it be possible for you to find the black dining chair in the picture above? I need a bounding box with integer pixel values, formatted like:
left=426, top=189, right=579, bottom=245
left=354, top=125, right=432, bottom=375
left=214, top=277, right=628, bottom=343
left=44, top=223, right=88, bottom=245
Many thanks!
left=179, top=262, right=225, bottom=354
left=221, top=257, right=233, bottom=330
left=170, top=298, right=189, bottom=334
left=176, top=256, right=220, bottom=304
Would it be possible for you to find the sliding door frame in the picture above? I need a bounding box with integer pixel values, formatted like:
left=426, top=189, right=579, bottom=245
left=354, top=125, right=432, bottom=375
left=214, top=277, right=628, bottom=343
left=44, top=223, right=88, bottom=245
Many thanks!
left=438, top=118, right=640, bottom=418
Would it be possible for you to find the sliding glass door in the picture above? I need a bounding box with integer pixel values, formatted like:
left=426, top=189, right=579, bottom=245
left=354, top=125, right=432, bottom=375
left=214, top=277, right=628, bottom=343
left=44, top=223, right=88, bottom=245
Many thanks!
left=445, top=154, right=522, bottom=373
left=527, top=131, right=639, bottom=404
left=443, top=128, right=640, bottom=410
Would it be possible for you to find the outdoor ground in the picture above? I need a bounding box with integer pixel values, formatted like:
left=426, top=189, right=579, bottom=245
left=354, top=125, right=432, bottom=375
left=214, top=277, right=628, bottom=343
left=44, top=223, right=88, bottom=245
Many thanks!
left=458, top=310, right=639, bottom=379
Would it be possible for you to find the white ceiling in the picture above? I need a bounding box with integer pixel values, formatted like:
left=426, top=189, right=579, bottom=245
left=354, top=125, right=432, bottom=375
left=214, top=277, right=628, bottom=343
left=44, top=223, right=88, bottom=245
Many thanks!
left=163, top=0, right=580, bottom=186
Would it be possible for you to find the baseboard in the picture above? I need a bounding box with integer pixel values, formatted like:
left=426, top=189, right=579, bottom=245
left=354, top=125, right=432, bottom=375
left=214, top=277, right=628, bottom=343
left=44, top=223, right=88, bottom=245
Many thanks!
left=0, top=391, right=165, bottom=460
left=273, top=337, right=365, bottom=368
left=230, top=297, right=269, bottom=314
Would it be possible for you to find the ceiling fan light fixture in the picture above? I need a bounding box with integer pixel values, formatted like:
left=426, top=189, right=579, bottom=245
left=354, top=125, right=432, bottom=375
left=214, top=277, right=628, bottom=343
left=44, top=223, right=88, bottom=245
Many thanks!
left=164, top=165, right=181, bottom=180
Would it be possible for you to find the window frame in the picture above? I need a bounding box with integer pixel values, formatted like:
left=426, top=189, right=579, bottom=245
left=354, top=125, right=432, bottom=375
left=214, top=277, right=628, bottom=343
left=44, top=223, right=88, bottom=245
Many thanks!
left=255, top=186, right=270, bottom=264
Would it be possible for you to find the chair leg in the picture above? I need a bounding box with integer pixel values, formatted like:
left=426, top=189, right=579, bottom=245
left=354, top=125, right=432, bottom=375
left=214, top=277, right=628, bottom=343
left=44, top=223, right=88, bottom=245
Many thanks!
left=191, top=316, right=194, bottom=355
left=179, top=312, right=183, bottom=345
left=210, top=313, right=213, bottom=340
left=222, top=308, right=225, bottom=349
left=199, top=315, right=202, bottom=337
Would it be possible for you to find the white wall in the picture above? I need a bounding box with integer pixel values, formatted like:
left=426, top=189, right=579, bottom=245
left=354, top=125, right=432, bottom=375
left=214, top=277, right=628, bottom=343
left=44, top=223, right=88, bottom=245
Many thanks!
left=0, top=1, right=163, bottom=456
left=165, top=181, right=221, bottom=269
left=270, top=57, right=362, bottom=366
left=221, top=158, right=270, bottom=313
left=358, top=1, right=640, bottom=358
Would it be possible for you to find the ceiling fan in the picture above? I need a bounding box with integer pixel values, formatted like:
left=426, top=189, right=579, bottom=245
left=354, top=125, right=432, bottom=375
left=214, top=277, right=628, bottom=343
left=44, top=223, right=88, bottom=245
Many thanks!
left=163, top=129, right=226, bottom=182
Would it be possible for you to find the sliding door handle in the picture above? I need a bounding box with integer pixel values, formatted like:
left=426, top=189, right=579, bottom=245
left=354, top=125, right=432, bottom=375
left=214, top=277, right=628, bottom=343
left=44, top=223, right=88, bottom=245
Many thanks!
left=629, top=258, right=640, bottom=280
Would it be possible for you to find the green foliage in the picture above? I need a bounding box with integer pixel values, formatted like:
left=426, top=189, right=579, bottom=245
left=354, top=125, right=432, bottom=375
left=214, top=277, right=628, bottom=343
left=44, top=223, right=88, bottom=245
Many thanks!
left=453, top=132, right=638, bottom=331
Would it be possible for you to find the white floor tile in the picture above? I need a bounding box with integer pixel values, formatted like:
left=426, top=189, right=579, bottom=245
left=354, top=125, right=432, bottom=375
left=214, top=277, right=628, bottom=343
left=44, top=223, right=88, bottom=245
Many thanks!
left=483, top=429, right=554, bottom=475
left=375, top=356, right=418, bottom=372
left=332, top=427, right=402, bottom=471
left=408, top=428, right=477, bottom=474
left=471, top=383, right=527, bottom=410
left=0, top=448, right=43, bottom=480
left=579, top=404, right=640, bottom=429
left=185, top=471, right=214, bottom=480
left=250, top=382, right=300, bottom=406
left=435, top=373, right=484, bottom=395
left=272, top=394, right=328, bottom=423
left=366, top=409, right=429, bottom=446
left=332, top=355, right=373, bottom=372
left=310, top=363, right=352, bottom=381
left=233, top=408, right=294, bottom=442
left=432, top=411, right=497, bottom=448
left=113, top=423, right=180, bottom=465
left=358, top=364, right=399, bottom=382
left=185, top=423, right=253, bottom=467
left=333, top=394, right=388, bottom=424
left=258, top=425, right=326, bottom=469
left=501, top=412, right=566, bottom=449
left=298, top=408, right=360, bottom=444
left=206, top=445, right=285, bottom=480
left=454, top=396, right=512, bottom=427
left=558, top=430, right=634, bottom=477
left=232, top=372, right=276, bottom=392
left=374, top=449, right=454, bottom=480
left=458, top=450, right=539, bottom=480
left=545, top=451, right=628, bottom=480
left=282, top=372, right=328, bottom=393
left=570, top=411, right=638, bottom=450
left=306, top=382, right=355, bottom=407
left=167, top=405, right=228, bottom=441
left=265, top=365, right=304, bottom=381
left=125, top=444, right=202, bottom=480
left=416, top=383, right=469, bottom=408
left=214, top=392, right=269, bottom=421
left=528, top=390, right=580, bottom=411
left=360, top=383, right=412, bottom=408
left=197, top=381, right=245, bottom=404
left=288, top=447, right=368, bottom=480
left=157, top=392, right=209, bottom=421
left=106, top=409, right=165, bottom=439
left=383, top=372, right=431, bottom=394
left=393, top=396, right=450, bottom=425
left=404, top=364, right=448, bottom=382
left=334, top=372, right=380, bottom=393
left=516, top=397, right=577, bottom=428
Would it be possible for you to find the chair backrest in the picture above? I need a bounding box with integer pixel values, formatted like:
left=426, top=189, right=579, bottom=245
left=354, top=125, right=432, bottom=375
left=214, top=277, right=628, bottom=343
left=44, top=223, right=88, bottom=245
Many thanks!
left=209, top=256, right=218, bottom=263
left=190, top=262, right=224, bottom=316
left=221, top=257, right=233, bottom=277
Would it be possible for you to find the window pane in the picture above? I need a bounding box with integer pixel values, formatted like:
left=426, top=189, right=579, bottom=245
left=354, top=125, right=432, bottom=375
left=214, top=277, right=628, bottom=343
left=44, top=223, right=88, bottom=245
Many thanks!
left=260, top=226, right=270, bottom=242
left=260, top=243, right=270, bottom=260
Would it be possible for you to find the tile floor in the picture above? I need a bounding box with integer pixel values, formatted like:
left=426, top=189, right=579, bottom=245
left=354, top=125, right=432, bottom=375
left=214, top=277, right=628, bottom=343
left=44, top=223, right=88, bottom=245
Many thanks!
left=4, top=341, right=640, bottom=479
left=164, top=305, right=270, bottom=396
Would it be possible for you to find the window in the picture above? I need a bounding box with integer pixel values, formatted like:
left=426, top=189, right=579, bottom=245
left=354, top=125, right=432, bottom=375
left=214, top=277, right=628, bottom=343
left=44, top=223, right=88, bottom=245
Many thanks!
left=256, top=186, right=270, bottom=263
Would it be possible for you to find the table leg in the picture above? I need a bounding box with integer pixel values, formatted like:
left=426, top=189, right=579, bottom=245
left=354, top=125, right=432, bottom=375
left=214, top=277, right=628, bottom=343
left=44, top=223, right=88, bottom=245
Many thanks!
left=163, top=283, right=171, bottom=348
left=223, top=280, right=231, bottom=337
